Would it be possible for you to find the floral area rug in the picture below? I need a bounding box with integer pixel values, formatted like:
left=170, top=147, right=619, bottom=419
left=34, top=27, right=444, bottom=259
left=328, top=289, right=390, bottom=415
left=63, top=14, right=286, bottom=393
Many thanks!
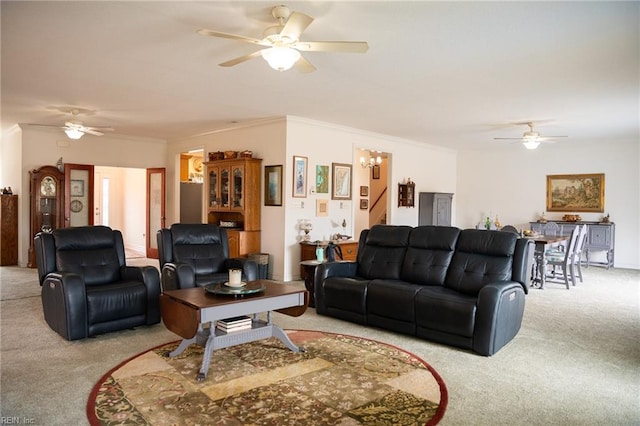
left=87, top=330, right=447, bottom=425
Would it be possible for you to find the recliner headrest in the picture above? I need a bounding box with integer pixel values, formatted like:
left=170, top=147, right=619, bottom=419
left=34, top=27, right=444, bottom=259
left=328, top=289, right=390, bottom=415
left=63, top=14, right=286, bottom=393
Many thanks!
left=170, top=224, right=222, bottom=245
left=53, top=226, right=115, bottom=250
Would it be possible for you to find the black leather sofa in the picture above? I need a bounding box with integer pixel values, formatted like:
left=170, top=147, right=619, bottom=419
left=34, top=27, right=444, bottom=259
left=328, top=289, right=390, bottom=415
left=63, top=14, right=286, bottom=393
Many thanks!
left=315, top=225, right=533, bottom=356
left=34, top=226, right=161, bottom=340
left=157, top=223, right=258, bottom=291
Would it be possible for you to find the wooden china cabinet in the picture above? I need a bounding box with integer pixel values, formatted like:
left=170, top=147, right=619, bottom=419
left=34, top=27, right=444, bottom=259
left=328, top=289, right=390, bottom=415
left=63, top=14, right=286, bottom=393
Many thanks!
left=28, top=165, right=65, bottom=267
left=205, top=157, right=262, bottom=258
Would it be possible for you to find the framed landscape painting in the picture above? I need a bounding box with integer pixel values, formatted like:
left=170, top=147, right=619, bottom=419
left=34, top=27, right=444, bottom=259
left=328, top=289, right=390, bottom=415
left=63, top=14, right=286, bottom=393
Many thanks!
left=332, top=163, right=352, bottom=200
left=546, top=173, right=605, bottom=212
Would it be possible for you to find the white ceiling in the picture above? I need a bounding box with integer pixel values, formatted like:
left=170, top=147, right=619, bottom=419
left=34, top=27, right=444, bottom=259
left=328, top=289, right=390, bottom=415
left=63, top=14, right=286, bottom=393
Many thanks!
left=2, top=1, right=638, bottom=150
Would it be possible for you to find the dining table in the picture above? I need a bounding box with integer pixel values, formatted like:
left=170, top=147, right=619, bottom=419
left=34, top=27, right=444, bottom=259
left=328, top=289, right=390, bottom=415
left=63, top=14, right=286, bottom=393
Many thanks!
left=525, top=233, right=570, bottom=289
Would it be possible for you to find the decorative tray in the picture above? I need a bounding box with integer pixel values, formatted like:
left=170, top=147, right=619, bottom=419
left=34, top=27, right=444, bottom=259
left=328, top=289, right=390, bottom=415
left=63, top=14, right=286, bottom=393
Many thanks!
left=205, top=281, right=265, bottom=296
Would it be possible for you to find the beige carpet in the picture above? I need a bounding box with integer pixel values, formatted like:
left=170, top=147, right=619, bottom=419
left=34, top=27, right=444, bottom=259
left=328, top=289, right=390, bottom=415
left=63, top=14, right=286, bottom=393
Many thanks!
left=88, top=331, right=446, bottom=425
left=1, top=263, right=639, bottom=425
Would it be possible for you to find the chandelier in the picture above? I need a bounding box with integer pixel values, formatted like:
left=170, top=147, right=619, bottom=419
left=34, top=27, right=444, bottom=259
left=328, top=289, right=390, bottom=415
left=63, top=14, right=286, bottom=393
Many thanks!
left=360, top=155, right=382, bottom=168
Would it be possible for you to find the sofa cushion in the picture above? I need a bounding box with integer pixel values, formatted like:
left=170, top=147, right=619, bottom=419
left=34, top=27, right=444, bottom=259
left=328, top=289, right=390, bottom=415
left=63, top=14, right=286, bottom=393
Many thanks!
left=323, top=277, right=369, bottom=315
left=401, top=226, right=460, bottom=286
left=356, top=225, right=412, bottom=280
left=444, top=230, right=517, bottom=296
left=367, top=279, right=423, bottom=322
left=415, top=286, right=477, bottom=338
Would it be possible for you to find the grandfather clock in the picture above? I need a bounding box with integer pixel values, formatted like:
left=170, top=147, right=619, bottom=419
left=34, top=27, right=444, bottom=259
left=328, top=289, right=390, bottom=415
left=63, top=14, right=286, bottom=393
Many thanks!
left=28, top=165, right=64, bottom=267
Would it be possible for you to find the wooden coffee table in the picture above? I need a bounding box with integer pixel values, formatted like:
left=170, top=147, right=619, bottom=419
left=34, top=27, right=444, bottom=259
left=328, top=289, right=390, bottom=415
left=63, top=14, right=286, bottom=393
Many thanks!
left=159, top=280, right=308, bottom=381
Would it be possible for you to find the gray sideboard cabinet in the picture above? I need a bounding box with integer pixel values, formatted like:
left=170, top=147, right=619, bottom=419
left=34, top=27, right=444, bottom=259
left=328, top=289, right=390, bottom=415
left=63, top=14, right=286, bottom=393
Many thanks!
left=419, top=192, right=453, bottom=226
left=529, top=221, right=615, bottom=269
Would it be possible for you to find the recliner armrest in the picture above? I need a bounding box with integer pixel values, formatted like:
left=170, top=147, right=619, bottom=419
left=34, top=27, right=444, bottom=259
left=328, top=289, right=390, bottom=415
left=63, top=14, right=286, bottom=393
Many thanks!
left=160, top=262, right=197, bottom=291
left=41, top=272, right=88, bottom=340
left=225, top=258, right=258, bottom=281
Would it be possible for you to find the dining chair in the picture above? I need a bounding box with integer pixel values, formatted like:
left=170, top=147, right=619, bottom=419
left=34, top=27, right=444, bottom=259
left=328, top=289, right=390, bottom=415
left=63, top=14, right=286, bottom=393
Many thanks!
left=545, top=226, right=580, bottom=289
left=500, top=225, right=519, bottom=234
left=542, top=222, right=560, bottom=236
left=572, top=224, right=588, bottom=283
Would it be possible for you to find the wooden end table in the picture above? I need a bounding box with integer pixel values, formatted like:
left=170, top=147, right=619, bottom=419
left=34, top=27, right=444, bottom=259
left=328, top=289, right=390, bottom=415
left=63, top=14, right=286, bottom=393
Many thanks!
left=159, top=280, right=308, bottom=381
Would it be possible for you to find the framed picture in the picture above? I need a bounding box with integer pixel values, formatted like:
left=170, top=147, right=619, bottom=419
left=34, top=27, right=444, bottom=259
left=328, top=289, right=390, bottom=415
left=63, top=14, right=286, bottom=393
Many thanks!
left=332, top=163, right=352, bottom=200
left=360, top=199, right=369, bottom=210
left=293, top=156, right=307, bottom=198
left=316, top=165, right=329, bottom=194
left=316, top=199, right=328, bottom=216
left=372, top=165, right=381, bottom=180
left=264, top=165, right=283, bottom=206
left=70, top=179, right=84, bottom=197
left=360, top=185, right=369, bottom=197
left=546, top=173, right=605, bottom=212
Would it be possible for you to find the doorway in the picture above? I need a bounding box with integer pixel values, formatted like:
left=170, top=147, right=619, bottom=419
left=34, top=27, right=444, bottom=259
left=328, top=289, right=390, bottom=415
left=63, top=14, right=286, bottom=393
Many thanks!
left=94, top=166, right=146, bottom=257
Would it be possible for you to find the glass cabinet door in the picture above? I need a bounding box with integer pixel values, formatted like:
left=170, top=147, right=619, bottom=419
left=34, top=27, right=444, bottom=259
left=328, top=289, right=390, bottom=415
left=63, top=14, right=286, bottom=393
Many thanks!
left=232, top=166, right=244, bottom=208
left=220, top=167, right=230, bottom=208
left=209, top=168, right=219, bottom=207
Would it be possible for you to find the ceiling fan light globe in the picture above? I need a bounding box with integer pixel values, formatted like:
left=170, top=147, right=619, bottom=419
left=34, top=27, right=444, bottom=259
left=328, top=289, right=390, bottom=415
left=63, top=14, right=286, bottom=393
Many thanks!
left=261, top=46, right=300, bottom=71
left=64, top=128, right=84, bottom=139
left=523, top=140, right=540, bottom=150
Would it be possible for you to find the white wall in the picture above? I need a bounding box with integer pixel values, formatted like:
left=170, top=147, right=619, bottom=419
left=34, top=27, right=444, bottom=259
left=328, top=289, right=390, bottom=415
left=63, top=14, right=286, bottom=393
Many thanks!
left=457, top=138, right=639, bottom=269
left=285, top=117, right=458, bottom=280
left=166, top=118, right=287, bottom=279
left=10, top=127, right=166, bottom=266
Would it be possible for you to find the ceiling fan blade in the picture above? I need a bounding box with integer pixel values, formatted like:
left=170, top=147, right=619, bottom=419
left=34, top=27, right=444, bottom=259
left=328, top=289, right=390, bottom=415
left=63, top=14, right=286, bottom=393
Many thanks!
left=82, top=129, right=104, bottom=136
left=86, top=126, right=114, bottom=132
left=25, top=123, right=63, bottom=129
left=294, top=55, right=316, bottom=73
left=219, top=50, right=263, bottom=67
left=280, top=11, right=313, bottom=40
left=295, top=41, right=369, bottom=53
left=494, top=137, right=525, bottom=140
left=197, top=29, right=270, bottom=47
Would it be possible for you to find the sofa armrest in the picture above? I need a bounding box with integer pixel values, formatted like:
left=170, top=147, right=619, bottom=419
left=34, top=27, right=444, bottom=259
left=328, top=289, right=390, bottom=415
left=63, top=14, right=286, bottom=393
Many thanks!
left=315, top=261, right=358, bottom=283
left=41, top=272, right=88, bottom=340
left=473, top=281, right=526, bottom=356
left=225, top=258, right=258, bottom=281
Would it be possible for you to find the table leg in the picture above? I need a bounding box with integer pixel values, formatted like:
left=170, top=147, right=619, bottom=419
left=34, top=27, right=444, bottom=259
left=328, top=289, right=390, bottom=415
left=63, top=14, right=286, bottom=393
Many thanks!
left=196, top=314, right=305, bottom=382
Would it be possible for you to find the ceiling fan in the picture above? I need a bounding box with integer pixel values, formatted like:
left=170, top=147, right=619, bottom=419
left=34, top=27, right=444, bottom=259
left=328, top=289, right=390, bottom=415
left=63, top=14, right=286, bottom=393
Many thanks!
left=494, top=122, right=568, bottom=149
left=197, top=5, right=369, bottom=73
left=27, top=109, right=114, bottom=139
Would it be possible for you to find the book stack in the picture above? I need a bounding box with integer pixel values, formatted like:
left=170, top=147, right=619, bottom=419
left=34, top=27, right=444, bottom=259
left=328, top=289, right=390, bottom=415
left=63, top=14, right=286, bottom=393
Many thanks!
left=215, top=315, right=252, bottom=333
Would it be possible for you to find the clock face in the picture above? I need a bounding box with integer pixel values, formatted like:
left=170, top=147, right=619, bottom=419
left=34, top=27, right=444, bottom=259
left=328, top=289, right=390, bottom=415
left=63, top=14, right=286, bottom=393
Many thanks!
left=70, top=199, right=83, bottom=213
left=40, top=176, right=56, bottom=196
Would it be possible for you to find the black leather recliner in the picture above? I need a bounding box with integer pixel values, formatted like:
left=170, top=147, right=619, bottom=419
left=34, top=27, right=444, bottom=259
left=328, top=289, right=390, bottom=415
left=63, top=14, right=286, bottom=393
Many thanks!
left=34, top=225, right=161, bottom=341
left=157, top=223, right=258, bottom=291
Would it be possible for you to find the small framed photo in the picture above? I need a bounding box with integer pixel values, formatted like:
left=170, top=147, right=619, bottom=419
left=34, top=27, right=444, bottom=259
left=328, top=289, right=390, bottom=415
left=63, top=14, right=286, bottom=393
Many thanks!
left=70, top=179, right=84, bottom=197
left=293, top=156, right=307, bottom=198
left=264, top=165, right=283, bottom=206
left=316, top=199, right=329, bottom=217
left=360, top=199, right=369, bottom=210
left=332, top=163, right=352, bottom=200
left=360, top=185, right=369, bottom=197
left=372, top=165, right=380, bottom=180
